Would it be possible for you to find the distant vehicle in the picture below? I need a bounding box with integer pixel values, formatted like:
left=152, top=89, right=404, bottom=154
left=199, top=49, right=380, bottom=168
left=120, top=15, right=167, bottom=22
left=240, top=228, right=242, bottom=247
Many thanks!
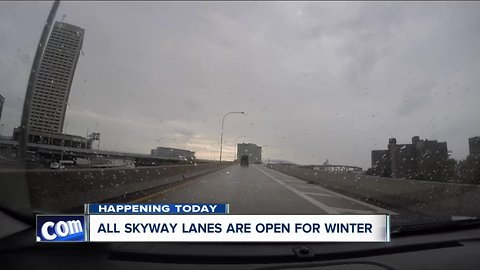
left=50, top=162, right=65, bottom=170
left=59, top=160, right=75, bottom=166
left=240, top=155, right=249, bottom=167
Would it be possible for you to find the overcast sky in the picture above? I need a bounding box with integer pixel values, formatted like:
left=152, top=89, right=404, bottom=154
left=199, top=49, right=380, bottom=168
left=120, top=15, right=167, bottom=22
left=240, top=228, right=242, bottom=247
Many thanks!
left=1, top=1, right=479, bottom=168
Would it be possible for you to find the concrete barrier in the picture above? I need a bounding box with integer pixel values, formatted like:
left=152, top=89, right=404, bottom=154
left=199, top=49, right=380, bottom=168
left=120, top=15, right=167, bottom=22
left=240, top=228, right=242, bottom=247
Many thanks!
left=267, top=164, right=480, bottom=216
left=0, top=162, right=232, bottom=215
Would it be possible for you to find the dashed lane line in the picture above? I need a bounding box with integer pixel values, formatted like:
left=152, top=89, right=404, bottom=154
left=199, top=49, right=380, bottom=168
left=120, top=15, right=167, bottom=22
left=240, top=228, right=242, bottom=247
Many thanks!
left=254, top=166, right=340, bottom=214
left=256, top=165, right=398, bottom=215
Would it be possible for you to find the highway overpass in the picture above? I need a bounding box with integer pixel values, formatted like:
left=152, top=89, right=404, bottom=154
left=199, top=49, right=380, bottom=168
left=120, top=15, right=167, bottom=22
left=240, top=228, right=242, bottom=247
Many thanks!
left=0, top=139, right=200, bottom=167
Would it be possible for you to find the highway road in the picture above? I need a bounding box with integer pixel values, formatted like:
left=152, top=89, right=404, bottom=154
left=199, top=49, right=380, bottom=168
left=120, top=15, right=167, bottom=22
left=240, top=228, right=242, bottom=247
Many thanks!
left=132, top=164, right=396, bottom=215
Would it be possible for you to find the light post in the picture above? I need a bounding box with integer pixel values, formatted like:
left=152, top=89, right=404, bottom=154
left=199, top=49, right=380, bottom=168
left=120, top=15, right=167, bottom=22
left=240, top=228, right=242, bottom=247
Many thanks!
left=234, top=135, right=247, bottom=161
left=261, top=144, right=269, bottom=165
left=219, top=111, right=244, bottom=162
left=60, top=138, right=65, bottom=161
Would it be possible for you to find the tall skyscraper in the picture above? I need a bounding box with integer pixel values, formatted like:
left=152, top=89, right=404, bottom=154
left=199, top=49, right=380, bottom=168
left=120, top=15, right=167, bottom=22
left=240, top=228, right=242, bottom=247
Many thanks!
left=28, top=21, right=84, bottom=133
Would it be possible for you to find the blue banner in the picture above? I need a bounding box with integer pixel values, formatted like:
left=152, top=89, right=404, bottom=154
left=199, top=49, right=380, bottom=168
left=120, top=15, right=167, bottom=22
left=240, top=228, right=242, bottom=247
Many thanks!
left=86, top=203, right=229, bottom=214
left=36, top=215, right=86, bottom=242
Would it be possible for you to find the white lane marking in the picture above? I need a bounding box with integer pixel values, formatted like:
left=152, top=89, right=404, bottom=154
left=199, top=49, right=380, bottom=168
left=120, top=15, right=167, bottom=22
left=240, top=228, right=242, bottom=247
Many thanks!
left=257, top=166, right=398, bottom=215
left=292, top=187, right=392, bottom=214
left=254, top=166, right=340, bottom=214
left=302, top=192, right=335, bottom=197
left=294, top=186, right=330, bottom=192
left=331, top=207, right=374, bottom=214
left=277, top=179, right=305, bottom=183
left=312, top=186, right=398, bottom=215
left=292, top=186, right=329, bottom=192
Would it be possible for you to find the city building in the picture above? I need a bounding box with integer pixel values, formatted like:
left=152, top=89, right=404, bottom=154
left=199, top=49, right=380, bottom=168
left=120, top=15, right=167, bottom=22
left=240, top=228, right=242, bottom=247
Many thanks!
left=469, top=136, right=480, bottom=155
left=389, top=138, right=418, bottom=179
left=13, top=21, right=87, bottom=152
left=266, top=159, right=296, bottom=165
left=370, top=136, right=452, bottom=181
left=237, top=143, right=262, bottom=164
left=301, top=160, right=362, bottom=173
left=0, top=94, right=4, bottom=122
left=12, top=128, right=91, bottom=149
left=371, top=150, right=391, bottom=177
left=28, top=21, right=84, bottom=133
left=151, top=147, right=195, bottom=162
left=459, top=136, right=480, bottom=184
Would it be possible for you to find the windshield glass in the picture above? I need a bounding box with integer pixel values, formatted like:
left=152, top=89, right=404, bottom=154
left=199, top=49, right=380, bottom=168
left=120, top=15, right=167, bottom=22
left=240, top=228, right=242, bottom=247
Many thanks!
left=0, top=1, right=479, bottom=237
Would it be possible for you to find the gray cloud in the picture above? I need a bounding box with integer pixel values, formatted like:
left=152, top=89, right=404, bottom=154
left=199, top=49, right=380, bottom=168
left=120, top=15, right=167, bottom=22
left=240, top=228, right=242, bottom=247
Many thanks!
left=397, top=84, right=434, bottom=116
left=1, top=1, right=479, bottom=168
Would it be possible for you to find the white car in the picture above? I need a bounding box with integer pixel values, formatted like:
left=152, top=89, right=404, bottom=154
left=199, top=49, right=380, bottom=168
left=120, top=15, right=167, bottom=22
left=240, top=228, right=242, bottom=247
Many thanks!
left=50, top=162, right=65, bottom=170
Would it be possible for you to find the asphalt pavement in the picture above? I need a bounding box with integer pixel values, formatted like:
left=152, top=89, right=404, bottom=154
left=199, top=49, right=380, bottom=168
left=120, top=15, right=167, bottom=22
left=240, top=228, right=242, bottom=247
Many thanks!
left=132, top=164, right=396, bottom=215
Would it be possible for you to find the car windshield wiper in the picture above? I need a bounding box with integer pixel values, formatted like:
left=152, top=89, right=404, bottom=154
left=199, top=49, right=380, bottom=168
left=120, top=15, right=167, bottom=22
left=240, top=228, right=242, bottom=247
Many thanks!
left=391, top=217, right=480, bottom=235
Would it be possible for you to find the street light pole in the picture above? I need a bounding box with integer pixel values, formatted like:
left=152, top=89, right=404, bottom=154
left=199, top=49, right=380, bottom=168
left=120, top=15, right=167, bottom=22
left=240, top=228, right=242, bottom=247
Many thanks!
left=234, top=135, right=247, bottom=161
left=261, top=144, right=269, bottom=165
left=219, top=111, right=244, bottom=162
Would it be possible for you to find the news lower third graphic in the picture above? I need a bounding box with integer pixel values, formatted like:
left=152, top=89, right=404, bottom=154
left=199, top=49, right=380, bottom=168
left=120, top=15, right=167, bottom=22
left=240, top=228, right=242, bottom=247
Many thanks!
left=86, top=203, right=229, bottom=214
left=36, top=215, right=86, bottom=242
left=36, top=204, right=390, bottom=243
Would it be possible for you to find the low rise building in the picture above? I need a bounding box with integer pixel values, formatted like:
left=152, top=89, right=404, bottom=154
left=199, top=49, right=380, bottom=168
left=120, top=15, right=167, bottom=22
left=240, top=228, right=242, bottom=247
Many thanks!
left=13, top=127, right=91, bottom=149
left=371, top=136, right=452, bottom=181
left=237, top=143, right=262, bottom=164
left=371, top=150, right=391, bottom=177
left=469, top=136, right=480, bottom=155
left=151, top=146, right=195, bottom=162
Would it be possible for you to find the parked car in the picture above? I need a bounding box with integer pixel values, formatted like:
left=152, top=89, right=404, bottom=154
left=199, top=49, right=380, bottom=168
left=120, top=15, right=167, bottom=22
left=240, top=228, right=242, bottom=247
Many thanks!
left=50, top=162, right=65, bottom=170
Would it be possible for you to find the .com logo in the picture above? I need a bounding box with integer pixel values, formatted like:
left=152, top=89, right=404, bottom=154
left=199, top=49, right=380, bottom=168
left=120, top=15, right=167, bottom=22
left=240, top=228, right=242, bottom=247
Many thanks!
left=36, top=215, right=85, bottom=242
